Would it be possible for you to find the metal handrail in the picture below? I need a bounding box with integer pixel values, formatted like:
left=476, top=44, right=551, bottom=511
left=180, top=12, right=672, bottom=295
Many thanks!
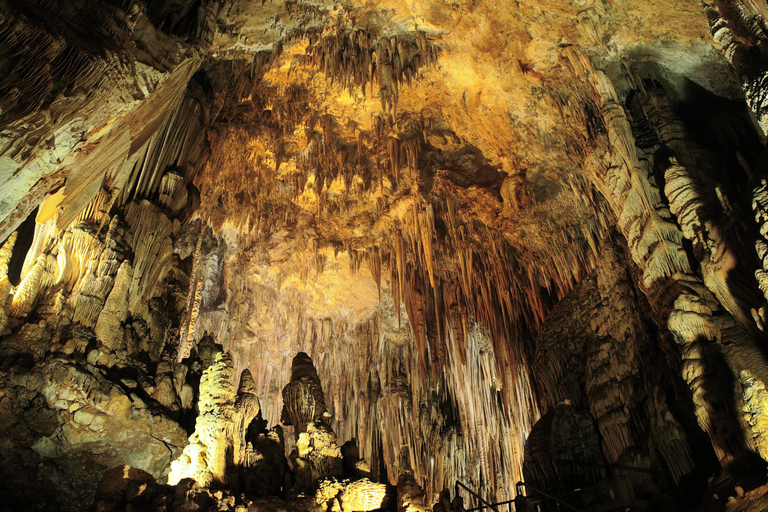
left=522, top=465, right=607, bottom=502
left=455, top=481, right=501, bottom=512
left=553, top=459, right=671, bottom=476
left=519, top=482, right=584, bottom=512
left=523, top=465, right=605, bottom=488
left=457, top=459, right=652, bottom=512
left=456, top=480, right=587, bottom=512
left=464, top=498, right=516, bottom=512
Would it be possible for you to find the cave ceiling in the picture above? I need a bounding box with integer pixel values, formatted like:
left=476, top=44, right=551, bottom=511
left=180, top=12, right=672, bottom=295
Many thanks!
left=4, top=0, right=768, bottom=509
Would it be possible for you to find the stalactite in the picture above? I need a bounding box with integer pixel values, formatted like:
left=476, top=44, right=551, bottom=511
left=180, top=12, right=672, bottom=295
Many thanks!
left=118, top=90, right=210, bottom=212
left=706, top=1, right=768, bottom=133
left=51, top=124, right=132, bottom=229
left=210, top=237, right=540, bottom=501
left=28, top=52, right=202, bottom=232
left=193, top=123, right=597, bottom=496
left=124, top=201, right=178, bottom=313
left=5, top=0, right=768, bottom=509
left=306, top=17, right=439, bottom=113
left=567, top=46, right=764, bottom=475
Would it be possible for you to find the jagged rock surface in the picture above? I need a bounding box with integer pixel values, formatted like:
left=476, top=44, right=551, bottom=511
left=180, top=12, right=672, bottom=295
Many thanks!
left=93, top=349, right=403, bottom=512
left=3, top=0, right=768, bottom=510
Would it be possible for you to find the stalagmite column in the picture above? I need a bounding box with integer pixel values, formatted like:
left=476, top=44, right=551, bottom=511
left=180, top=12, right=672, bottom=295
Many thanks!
left=281, top=352, right=329, bottom=440
left=397, top=473, right=429, bottom=512
left=705, top=2, right=768, bottom=134
left=0, top=232, right=17, bottom=333
left=667, top=285, right=763, bottom=471
left=753, top=180, right=768, bottom=327
left=70, top=216, right=130, bottom=329
left=168, top=352, right=267, bottom=486
left=646, top=99, right=768, bottom=469
left=233, top=369, right=261, bottom=468
left=589, top=246, right=639, bottom=460
left=281, top=352, right=342, bottom=489
left=8, top=253, right=57, bottom=318
left=639, top=89, right=759, bottom=334
left=0, top=232, right=16, bottom=281
left=168, top=351, right=237, bottom=486
left=566, top=47, right=765, bottom=474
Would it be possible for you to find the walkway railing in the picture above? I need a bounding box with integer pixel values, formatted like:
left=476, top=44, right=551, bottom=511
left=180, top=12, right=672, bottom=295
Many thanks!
left=457, top=480, right=585, bottom=512
left=455, top=481, right=502, bottom=512
left=456, top=460, right=666, bottom=512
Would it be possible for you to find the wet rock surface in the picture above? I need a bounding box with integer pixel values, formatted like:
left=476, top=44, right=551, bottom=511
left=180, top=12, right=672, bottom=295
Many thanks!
left=3, top=0, right=768, bottom=511
left=92, top=350, right=410, bottom=512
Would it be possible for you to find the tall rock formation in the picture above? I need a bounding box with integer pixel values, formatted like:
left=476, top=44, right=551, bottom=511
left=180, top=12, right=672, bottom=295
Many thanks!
left=3, top=0, right=768, bottom=510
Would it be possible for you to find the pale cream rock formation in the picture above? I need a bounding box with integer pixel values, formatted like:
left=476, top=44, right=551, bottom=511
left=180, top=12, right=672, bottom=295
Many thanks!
left=5, top=0, right=768, bottom=509
left=281, top=352, right=329, bottom=440
left=168, top=351, right=237, bottom=486
left=168, top=352, right=263, bottom=487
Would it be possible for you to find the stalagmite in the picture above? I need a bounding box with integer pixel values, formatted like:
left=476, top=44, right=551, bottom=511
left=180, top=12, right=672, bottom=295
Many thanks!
left=233, top=369, right=261, bottom=468
left=332, top=478, right=393, bottom=512
left=8, top=253, right=55, bottom=318
left=706, top=1, right=768, bottom=133
left=290, top=421, right=344, bottom=490
left=94, top=260, right=132, bottom=352
left=6, top=1, right=768, bottom=510
left=396, top=473, right=429, bottom=512
left=0, top=232, right=17, bottom=333
left=281, top=352, right=329, bottom=441
left=168, top=351, right=237, bottom=486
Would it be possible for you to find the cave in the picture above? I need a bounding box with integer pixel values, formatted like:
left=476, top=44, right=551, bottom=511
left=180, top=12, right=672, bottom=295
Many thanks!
left=4, top=0, right=768, bottom=511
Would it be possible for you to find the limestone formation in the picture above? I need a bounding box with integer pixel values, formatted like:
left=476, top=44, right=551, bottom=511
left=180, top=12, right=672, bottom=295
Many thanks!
left=168, top=351, right=238, bottom=487
left=0, top=352, right=188, bottom=510
left=91, top=350, right=399, bottom=511
left=281, top=352, right=329, bottom=440
left=290, top=421, right=344, bottom=491
left=396, top=473, right=430, bottom=512
left=4, top=0, right=768, bottom=510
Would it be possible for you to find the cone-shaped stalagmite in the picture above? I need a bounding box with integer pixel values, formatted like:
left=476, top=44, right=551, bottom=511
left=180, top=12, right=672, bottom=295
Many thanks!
left=281, top=352, right=329, bottom=440
left=6, top=0, right=768, bottom=510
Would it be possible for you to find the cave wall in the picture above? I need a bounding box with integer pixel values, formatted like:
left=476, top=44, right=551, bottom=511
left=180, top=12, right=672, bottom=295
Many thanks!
left=3, top=0, right=768, bottom=510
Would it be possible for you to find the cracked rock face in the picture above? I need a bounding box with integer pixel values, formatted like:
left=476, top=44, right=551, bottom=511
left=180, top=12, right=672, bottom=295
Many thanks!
left=0, top=351, right=188, bottom=509
left=4, top=0, right=768, bottom=510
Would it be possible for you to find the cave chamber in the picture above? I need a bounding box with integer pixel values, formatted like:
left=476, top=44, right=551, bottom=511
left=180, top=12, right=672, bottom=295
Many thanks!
left=3, top=0, right=768, bottom=511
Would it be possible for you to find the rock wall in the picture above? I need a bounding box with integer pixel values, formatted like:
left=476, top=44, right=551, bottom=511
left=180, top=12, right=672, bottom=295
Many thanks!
left=3, top=0, right=768, bottom=510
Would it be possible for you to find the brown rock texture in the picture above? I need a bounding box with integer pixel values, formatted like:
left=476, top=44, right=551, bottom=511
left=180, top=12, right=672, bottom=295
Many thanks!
left=4, top=0, right=768, bottom=510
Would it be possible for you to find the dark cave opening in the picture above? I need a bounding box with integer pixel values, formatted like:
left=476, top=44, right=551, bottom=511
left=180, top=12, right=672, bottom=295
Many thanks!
left=7, top=207, right=38, bottom=287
